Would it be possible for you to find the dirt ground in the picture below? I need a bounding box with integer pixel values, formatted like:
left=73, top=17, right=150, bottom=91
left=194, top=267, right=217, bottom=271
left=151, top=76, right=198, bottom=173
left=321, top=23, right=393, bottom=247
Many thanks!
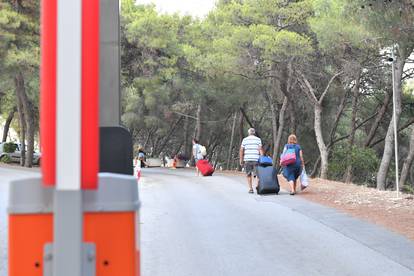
left=276, top=176, right=414, bottom=241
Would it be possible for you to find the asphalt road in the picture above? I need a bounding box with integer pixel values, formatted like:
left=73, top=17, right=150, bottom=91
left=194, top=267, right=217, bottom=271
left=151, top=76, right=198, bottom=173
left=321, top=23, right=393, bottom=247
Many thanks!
left=140, top=168, right=414, bottom=276
left=1, top=166, right=414, bottom=276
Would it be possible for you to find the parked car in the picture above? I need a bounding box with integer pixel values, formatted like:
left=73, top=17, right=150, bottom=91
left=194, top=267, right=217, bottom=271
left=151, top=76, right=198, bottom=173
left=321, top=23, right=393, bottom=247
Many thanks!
left=0, top=142, right=41, bottom=165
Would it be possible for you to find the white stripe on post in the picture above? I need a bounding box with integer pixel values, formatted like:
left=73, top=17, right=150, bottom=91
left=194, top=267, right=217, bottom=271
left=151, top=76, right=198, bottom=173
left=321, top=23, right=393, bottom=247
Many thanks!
left=57, top=0, right=82, bottom=190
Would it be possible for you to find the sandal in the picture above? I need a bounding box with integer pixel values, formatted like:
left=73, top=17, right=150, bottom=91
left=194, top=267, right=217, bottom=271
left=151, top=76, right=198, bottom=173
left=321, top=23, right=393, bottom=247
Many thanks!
left=290, top=192, right=295, bottom=196
left=248, top=189, right=254, bottom=194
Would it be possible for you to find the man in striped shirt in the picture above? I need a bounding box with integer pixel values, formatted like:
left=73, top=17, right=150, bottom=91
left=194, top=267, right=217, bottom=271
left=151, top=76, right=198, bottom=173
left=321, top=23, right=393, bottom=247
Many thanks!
left=240, top=128, right=264, bottom=193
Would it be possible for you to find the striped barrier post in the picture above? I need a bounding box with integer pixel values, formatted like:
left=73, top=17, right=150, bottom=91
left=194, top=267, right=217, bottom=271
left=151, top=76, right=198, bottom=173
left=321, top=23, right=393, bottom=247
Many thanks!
left=8, top=0, right=140, bottom=275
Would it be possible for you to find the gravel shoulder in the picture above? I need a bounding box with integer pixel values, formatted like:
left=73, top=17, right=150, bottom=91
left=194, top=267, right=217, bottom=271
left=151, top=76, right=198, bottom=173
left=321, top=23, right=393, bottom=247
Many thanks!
left=218, top=169, right=414, bottom=241
left=283, top=177, right=414, bottom=241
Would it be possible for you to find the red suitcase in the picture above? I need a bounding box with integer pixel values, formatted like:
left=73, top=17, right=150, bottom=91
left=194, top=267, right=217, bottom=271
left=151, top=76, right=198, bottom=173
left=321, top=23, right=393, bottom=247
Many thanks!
left=196, top=159, right=214, bottom=176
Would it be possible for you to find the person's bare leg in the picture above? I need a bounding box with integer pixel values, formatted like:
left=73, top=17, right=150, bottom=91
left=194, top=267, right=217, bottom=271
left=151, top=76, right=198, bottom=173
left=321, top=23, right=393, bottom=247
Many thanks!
left=289, top=180, right=295, bottom=195
left=293, top=180, right=297, bottom=192
left=254, top=167, right=259, bottom=192
left=247, top=175, right=253, bottom=192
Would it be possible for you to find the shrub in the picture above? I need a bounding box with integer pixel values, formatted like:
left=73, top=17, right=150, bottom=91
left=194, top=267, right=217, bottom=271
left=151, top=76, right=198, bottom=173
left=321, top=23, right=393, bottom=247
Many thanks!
left=402, top=185, right=414, bottom=195
left=329, top=145, right=379, bottom=186
left=0, top=154, right=12, bottom=164
left=3, top=142, right=17, bottom=153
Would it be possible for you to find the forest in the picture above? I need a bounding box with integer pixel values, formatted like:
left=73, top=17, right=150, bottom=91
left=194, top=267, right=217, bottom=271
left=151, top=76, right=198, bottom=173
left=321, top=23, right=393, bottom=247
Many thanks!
left=1, top=0, right=414, bottom=191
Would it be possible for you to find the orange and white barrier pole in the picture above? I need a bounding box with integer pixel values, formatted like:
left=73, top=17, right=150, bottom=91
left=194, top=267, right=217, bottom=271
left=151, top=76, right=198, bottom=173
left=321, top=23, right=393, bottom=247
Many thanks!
left=8, top=0, right=140, bottom=275
left=136, top=160, right=142, bottom=181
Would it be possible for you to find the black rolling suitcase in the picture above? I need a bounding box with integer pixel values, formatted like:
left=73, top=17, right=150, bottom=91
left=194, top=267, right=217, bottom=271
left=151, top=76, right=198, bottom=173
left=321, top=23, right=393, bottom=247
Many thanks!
left=256, top=165, right=280, bottom=194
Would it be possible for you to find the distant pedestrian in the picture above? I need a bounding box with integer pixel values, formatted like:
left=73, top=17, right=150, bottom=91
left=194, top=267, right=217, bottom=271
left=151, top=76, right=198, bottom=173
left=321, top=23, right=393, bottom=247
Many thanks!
left=240, top=128, right=264, bottom=193
left=280, top=134, right=305, bottom=195
left=134, top=147, right=147, bottom=168
left=192, top=138, right=205, bottom=176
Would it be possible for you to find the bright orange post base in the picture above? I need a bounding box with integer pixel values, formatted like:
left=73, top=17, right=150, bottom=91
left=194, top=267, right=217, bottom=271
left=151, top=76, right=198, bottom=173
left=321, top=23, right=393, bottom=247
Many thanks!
left=9, top=212, right=140, bottom=276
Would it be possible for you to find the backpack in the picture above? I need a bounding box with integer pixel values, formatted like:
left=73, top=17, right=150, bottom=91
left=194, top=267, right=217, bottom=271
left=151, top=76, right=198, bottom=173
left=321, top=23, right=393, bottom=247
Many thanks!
left=280, top=145, right=296, bottom=166
left=199, top=145, right=207, bottom=157
left=258, top=156, right=273, bottom=167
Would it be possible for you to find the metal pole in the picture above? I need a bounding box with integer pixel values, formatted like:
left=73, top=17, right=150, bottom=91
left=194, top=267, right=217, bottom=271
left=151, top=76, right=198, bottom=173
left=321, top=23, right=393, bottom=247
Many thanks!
left=391, top=45, right=400, bottom=198
left=100, top=0, right=121, bottom=127
left=54, top=0, right=83, bottom=274
left=53, top=191, right=83, bottom=276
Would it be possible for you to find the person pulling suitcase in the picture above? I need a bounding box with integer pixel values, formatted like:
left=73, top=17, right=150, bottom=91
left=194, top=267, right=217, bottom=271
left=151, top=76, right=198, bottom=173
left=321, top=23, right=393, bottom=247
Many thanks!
left=192, top=138, right=204, bottom=176
left=239, top=128, right=264, bottom=194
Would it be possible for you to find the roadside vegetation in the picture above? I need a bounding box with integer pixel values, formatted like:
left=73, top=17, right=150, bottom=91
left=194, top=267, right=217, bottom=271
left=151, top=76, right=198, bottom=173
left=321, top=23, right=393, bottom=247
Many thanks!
left=0, top=0, right=413, bottom=191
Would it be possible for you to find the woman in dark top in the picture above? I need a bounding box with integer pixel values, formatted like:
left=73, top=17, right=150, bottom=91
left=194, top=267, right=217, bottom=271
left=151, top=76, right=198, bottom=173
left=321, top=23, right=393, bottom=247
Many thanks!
left=282, top=134, right=305, bottom=195
left=135, top=147, right=147, bottom=168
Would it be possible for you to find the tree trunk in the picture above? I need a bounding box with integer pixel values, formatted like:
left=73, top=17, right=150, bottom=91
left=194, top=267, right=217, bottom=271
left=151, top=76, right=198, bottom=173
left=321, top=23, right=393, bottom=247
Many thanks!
left=377, top=51, right=405, bottom=190
left=364, top=90, right=391, bottom=147
left=238, top=107, right=244, bottom=171
left=263, top=90, right=278, bottom=161
left=213, top=151, right=220, bottom=169
left=400, top=126, right=414, bottom=187
left=227, top=112, right=237, bottom=170
left=156, top=116, right=184, bottom=155
left=270, top=98, right=278, bottom=158
left=279, top=60, right=296, bottom=134
left=311, top=87, right=349, bottom=177
left=239, top=108, right=244, bottom=142
left=195, top=102, right=202, bottom=142
left=2, top=107, right=16, bottom=142
left=183, top=115, right=190, bottom=158
left=344, top=71, right=361, bottom=183
left=239, top=108, right=255, bottom=128
left=311, top=109, right=384, bottom=177
left=173, top=141, right=184, bottom=157
left=298, top=71, right=343, bottom=179
left=273, top=97, right=288, bottom=165
left=151, top=136, right=162, bottom=157
left=310, top=156, right=321, bottom=177
left=15, top=86, right=26, bottom=166
left=288, top=105, right=296, bottom=134
left=315, top=105, right=328, bottom=179
left=142, top=128, right=153, bottom=149
left=24, top=102, right=35, bottom=167
left=410, top=163, right=414, bottom=187
left=330, top=88, right=349, bottom=143
left=370, top=118, right=414, bottom=148
left=297, top=71, right=341, bottom=179
left=15, top=72, right=35, bottom=167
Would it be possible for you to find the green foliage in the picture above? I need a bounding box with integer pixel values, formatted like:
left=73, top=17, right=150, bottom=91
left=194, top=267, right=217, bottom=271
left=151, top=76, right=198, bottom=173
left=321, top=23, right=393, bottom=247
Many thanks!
left=329, top=145, right=380, bottom=185
left=0, top=0, right=40, bottom=139
left=0, top=0, right=412, bottom=189
left=402, top=184, right=414, bottom=195
left=404, top=80, right=414, bottom=98
left=0, top=154, right=12, bottom=163
left=3, top=142, right=17, bottom=153
left=118, top=0, right=414, bottom=187
left=355, top=0, right=414, bottom=44
left=0, top=1, right=40, bottom=70
left=310, top=0, right=376, bottom=54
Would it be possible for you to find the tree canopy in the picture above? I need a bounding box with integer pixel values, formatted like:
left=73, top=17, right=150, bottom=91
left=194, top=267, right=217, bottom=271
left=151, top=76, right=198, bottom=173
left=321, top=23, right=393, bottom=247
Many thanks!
left=1, top=0, right=413, bottom=190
